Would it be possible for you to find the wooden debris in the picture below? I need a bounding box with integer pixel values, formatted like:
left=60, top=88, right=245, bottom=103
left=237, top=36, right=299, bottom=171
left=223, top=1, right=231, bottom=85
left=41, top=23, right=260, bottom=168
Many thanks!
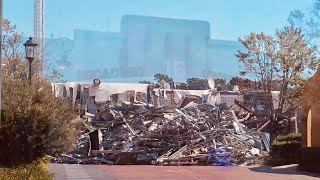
left=52, top=101, right=270, bottom=166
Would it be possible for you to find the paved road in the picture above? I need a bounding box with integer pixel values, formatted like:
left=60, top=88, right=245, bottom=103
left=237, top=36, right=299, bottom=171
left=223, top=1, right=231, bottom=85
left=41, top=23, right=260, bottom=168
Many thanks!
left=50, top=164, right=114, bottom=180
left=50, top=164, right=320, bottom=180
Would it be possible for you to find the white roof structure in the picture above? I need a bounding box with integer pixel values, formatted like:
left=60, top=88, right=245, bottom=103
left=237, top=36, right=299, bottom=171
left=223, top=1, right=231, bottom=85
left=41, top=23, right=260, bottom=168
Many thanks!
left=53, top=82, right=150, bottom=104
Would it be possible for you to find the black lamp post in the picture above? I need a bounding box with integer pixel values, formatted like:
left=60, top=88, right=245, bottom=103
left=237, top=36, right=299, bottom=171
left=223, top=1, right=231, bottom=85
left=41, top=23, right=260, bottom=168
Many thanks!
left=23, top=37, right=38, bottom=85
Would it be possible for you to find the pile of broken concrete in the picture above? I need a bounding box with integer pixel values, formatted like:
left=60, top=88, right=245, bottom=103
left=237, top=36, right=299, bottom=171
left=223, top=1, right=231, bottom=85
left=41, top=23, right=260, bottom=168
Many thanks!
left=50, top=102, right=270, bottom=166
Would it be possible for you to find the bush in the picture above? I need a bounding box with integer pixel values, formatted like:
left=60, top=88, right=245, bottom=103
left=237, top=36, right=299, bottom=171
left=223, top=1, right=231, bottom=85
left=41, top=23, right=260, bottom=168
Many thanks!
left=0, top=19, right=76, bottom=167
left=267, top=133, right=301, bottom=166
left=0, top=158, right=54, bottom=180
left=0, top=20, right=75, bottom=166
left=274, top=133, right=302, bottom=142
left=0, top=78, right=76, bottom=166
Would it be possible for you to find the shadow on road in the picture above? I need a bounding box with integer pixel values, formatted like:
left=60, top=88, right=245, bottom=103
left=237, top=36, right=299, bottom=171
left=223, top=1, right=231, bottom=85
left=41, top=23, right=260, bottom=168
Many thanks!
left=249, top=165, right=320, bottom=178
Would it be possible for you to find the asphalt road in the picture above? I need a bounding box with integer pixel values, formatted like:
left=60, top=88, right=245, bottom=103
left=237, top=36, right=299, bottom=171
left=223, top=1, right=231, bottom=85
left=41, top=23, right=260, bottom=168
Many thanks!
left=50, top=163, right=320, bottom=180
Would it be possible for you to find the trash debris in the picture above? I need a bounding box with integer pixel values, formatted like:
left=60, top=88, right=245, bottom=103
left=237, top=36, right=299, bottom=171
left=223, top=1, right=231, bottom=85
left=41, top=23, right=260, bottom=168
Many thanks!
left=48, top=82, right=277, bottom=166
left=50, top=96, right=270, bottom=166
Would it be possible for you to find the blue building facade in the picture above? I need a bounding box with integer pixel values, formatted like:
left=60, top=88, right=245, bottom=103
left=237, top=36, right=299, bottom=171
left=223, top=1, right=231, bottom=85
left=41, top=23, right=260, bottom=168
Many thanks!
left=48, top=15, right=243, bottom=82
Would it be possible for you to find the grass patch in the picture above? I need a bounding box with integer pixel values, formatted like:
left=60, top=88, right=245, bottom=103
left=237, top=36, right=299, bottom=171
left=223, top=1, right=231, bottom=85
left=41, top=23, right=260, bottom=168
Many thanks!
left=0, top=158, right=54, bottom=180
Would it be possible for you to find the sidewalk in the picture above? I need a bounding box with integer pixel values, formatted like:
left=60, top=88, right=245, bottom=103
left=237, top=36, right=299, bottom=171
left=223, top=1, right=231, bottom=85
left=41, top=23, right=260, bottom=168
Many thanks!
left=50, top=163, right=320, bottom=180
left=99, top=164, right=320, bottom=180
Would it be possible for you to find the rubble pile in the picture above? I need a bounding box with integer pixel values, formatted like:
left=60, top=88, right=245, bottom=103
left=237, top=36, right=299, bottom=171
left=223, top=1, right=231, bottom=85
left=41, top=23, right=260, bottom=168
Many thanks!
left=51, top=101, right=270, bottom=166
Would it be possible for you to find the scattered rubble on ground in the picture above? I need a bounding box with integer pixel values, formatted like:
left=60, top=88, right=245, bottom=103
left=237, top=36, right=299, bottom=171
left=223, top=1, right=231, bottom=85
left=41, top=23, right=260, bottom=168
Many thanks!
left=47, top=81, right=298, bottom=166
left=50, top=86, right=271, bottom=166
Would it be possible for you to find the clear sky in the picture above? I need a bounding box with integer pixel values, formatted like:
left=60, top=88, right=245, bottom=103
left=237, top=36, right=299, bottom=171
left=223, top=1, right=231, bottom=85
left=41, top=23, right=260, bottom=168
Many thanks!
left=4, top=0, right=314, bottom=41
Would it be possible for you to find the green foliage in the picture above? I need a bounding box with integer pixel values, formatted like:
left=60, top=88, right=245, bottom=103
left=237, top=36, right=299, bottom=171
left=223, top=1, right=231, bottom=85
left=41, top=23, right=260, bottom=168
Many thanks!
left=215, top=79, right=226, bottom=85
left=187, top=78, right=209, bottom=90
left=0, top=158, right=54, bottom=180
left=273, top=133, right=301, bottom=142
left=267, top=133, right=302, bottom=166
left=288, top=0, right=320, bottom=54
left=154, top=73, right=173, bottom=84
left=0, top=19, right=76, bottom=167
left=236, top=32, right=276, bottom=92
left=228, top=76, right=253, bottom=90
left=272, top=140, right=301, bottom=147
left=276, top=27, right=318, bottom=112
left=215, top=79, right=227, bottom=90
left=0, top=72, right=76, bottom=167
left=236, top=27, right=320, bottom=113
left=139, top=80, right=152, bottom=84
left=175, top=82, right=188, bottom=90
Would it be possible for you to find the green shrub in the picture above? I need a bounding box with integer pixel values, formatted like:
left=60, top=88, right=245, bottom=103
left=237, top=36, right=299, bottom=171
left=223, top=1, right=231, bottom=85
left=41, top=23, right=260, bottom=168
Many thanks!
left=0, top=19, right=76, bottom=167
left=0, top=158, right=54, bottom=180
left=274, top=133, right=302, bottom=142
left=267, top=133, right=302, bottom=166
left=0, top=78, right=76, bottom=166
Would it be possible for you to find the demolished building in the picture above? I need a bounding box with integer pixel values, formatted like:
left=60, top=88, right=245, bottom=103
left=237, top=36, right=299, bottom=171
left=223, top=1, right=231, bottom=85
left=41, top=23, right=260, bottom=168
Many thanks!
left=50, top=81, right=271, bottom=166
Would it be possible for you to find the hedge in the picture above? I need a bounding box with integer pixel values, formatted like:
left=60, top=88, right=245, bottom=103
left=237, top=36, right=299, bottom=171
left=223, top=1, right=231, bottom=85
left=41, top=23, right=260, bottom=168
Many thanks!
left=267, top=133, right=301, bottom=166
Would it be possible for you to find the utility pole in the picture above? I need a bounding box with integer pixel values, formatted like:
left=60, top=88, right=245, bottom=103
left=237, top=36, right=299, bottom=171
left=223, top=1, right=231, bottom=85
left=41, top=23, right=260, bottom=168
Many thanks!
left=0, top=0, right=3, bottom=126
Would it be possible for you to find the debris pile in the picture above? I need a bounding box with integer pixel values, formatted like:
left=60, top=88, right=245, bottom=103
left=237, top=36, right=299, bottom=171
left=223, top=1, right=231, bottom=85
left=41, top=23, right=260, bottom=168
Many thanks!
left=51, top=101, right=270, bottom=166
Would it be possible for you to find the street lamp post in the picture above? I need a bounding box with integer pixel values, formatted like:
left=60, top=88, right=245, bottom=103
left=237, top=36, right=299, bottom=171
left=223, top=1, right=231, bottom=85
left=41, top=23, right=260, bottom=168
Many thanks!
left=23, top=37, right=37, bottom=162
left=23, top=37, right=38, bottom=85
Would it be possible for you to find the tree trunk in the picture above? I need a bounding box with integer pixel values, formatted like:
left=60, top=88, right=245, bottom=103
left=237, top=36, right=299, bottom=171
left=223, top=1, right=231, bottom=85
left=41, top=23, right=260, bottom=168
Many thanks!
left=279, top=69, right=290, bottom=114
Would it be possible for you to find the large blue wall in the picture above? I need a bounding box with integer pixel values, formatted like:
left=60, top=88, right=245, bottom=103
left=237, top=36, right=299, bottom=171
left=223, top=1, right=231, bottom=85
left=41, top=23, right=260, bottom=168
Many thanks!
left=47, top=15, right=242, bottom=82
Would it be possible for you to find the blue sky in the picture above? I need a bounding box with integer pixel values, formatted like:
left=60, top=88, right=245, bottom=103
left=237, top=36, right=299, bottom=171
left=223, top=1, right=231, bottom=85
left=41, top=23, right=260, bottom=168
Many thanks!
left=4, top=0, right=314, bottom=41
